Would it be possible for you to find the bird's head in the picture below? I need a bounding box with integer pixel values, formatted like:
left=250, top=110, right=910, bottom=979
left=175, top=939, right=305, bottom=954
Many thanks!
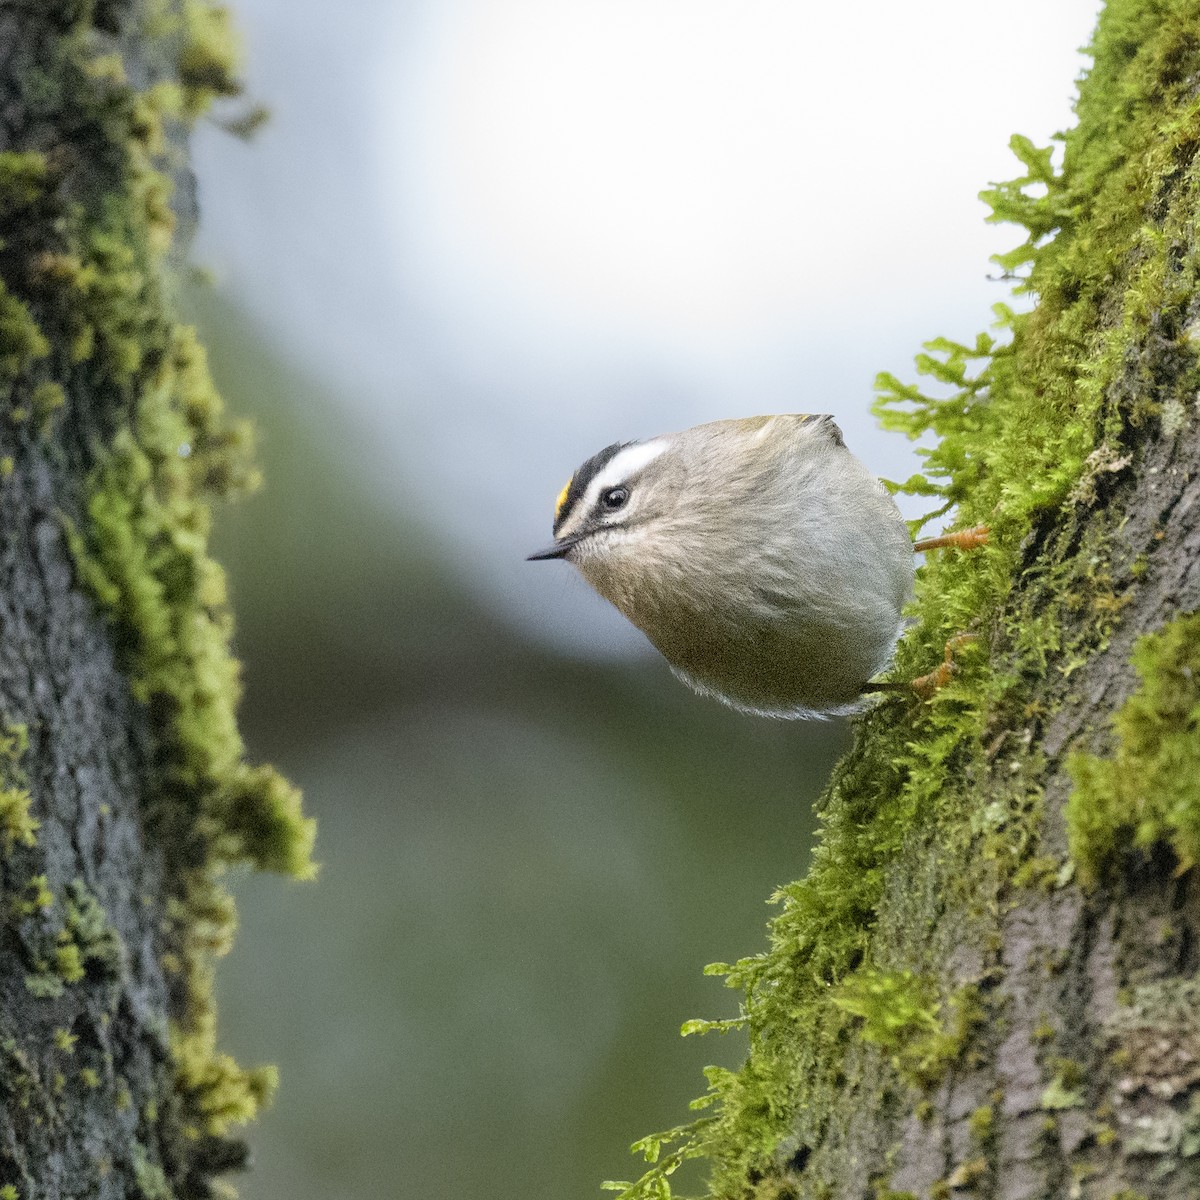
left=527, top=438, right=681, bottom=571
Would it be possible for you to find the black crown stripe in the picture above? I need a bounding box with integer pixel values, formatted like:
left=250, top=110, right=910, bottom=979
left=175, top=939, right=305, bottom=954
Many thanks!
left=553, top=440, right=633, bottom=535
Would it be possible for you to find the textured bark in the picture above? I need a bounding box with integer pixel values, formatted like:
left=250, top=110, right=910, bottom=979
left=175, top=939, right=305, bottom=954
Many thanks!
left=875, top=412, right=1200, bottom=1199
left=0, top=4, right=299, bottom=1197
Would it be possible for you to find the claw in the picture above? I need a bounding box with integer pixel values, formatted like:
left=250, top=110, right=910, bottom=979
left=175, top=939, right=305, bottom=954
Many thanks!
left=914, top=524, right=990, bottom=554
left=911, top=633, right=979, bottom=698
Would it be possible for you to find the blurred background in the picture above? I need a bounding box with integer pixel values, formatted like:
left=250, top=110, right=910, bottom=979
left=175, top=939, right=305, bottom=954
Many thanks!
left=187, top=2, right=1102, bottom=1196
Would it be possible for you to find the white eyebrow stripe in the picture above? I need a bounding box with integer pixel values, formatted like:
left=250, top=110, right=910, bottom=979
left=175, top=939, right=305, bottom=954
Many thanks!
left=589, top=439, right=667, bottom=498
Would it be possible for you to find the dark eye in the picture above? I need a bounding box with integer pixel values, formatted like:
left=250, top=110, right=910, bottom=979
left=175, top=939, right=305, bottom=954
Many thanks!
left=601, top=486, right=629, bottom=511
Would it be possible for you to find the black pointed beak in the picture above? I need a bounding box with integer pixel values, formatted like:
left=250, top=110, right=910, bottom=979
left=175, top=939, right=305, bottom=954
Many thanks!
left=526, top=536, right=578, bottom=561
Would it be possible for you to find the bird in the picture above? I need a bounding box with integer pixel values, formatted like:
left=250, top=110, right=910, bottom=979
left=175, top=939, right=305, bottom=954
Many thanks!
left=528, top=414, right=986, bottom=719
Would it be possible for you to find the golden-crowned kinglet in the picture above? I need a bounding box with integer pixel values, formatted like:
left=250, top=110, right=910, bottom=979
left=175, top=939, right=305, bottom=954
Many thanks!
left=529, top=414, right=918, bottom=718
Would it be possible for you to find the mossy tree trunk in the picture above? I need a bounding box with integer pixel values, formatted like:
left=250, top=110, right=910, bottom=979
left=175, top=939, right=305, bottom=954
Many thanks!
left=612, top=4, right=1200, bottom=1200
left=0, top=4, right=312, bottom=1198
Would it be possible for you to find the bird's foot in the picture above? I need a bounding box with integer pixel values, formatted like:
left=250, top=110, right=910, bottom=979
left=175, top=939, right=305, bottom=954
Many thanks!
left=914, top=524, right=990, bottom=554
left=911, top=633, right=979, bottom=698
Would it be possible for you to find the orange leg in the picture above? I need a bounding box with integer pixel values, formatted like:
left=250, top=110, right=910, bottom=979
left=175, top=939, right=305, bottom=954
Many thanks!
left=911, top=633, right=979, bottom=698
left=914, top=524, right=990, bottom=554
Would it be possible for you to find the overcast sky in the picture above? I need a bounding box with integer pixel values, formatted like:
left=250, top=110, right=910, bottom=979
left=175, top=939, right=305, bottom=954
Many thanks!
left=192, top=0, right=1104, bottom=654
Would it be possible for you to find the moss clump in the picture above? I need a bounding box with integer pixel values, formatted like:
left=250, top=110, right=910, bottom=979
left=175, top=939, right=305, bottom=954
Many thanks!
left=24, top=875, right=53, bottom=914
left=20, top=878, right=123, bottom=998
left=1040, top=1073, right=1085, bottom=1112
left=171, top=1037, right=277, bottom=1136
left=24, top=971, right=65, bottom=1000
left=31, top=222, right=161, bottom=380
left=63, top=879, right=124, bottom=977
left=131, top=1141, right=172, bottom=1200
left=0, top=283, right=49, bottom=383
left=832, top=970, right=936, bottom=1049
left=68, top=324, right=313, bottom=880
left=0, top=150, right=47, bottom=212
left=832, top=971, right=982, bottom=1091
left=30, top=380, right=65, bottom=437
left=1067, top=611, right=1200, bottom=885
left=54, top=942, right=85, bottom=984
left=609, top=3, right=1200, bottom=1196
left=178, top=3, right=243, bottom=115
left=969, top=1105, right=994, bottom=1140
left=0, top=724, right=36, bottom=854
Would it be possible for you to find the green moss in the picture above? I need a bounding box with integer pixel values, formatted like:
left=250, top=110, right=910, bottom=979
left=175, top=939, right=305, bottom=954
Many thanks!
left=0, top=723, right=36, bottom=855
left=30, top=380, right=65, bottom=437
left=602, top=1116, right=721, bottom=1200
left=62, top=879, right=123, bottom=977
left=131, top=1142, right=171, bottom=1200
left=0, top=2, right=315, bottom=1156
left=178, top=3, right=243, bottom=116
left=1040, top=1075, right=1085, bottom=1111
left=0, top=150, right=47, bottom=212
left=54, top=943, right=85, bottom=984
left=1067, top=611, right=1200, bottom=885
left=832, top=971, right=982, bottom=1091
left=33, top=222, right=160, bottom=379
left=610, top=3, right=1200, bottom=1196
left=86, top=54, right=128, bottom=87
left=0, top=282, right=49, bottom=382
left=53, top=1029, right=77, bottom=1054
left=969, top=1105, right=994, bottom=1140
left=67, top=325, right=314, bottom=885
left=24, top=875, right=53, bottom=913
left=171, top=1034, right=277, bottom=1137
left=945, top=1158, right=988, bottom=1190
left=1010, top=853, right=1061, bottom=892
left=833, top=969, right=939, bottom=1050
left=24, top=971, right=64, bottom=1000
left=18, top=879, right=121, bottom=995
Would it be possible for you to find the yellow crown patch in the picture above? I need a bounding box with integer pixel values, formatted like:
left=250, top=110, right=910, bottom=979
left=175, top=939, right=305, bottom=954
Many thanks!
left=554, top=478, right=572, bottom=519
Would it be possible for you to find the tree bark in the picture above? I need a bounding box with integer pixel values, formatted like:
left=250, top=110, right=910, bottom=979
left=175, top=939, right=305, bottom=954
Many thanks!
left=0, top=4, right=311, bottom=1197
left=610, top=4, right=1200, bottom=1199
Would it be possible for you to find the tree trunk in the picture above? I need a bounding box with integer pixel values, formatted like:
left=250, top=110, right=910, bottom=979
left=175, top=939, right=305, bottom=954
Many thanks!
left=0, top=4, right=312, bottom=1197
left=611, top=4, right=1200, bottom=1199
